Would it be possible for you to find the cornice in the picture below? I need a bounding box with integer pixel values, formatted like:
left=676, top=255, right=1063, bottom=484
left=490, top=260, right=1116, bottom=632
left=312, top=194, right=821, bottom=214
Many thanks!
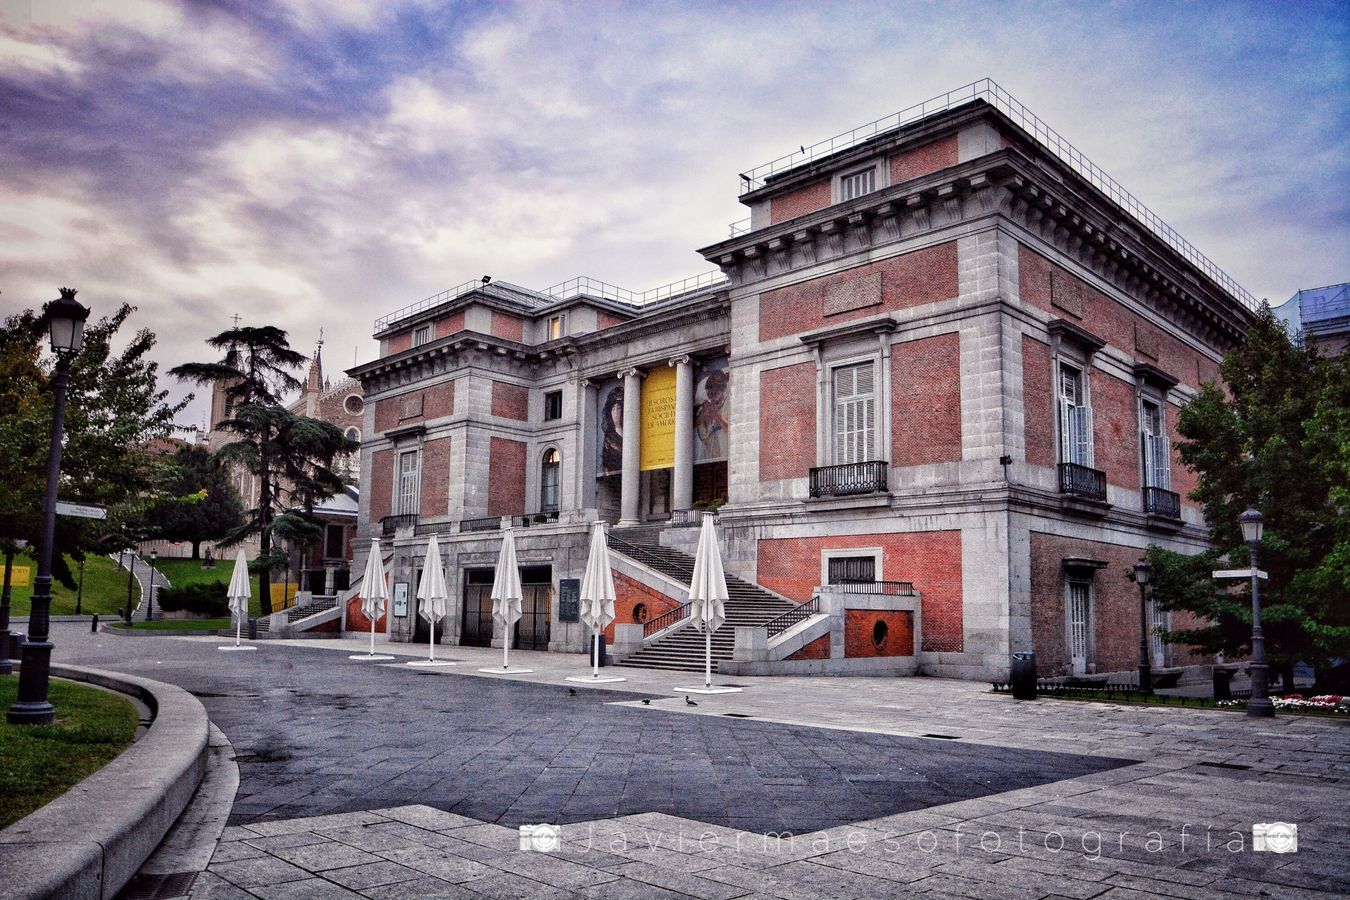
left=702, top=146, right=1253, bottom=352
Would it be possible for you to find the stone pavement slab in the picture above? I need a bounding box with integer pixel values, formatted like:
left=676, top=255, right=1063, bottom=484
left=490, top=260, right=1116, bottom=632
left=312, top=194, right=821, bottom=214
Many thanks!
left=40, top=624, right=1350, bottom=898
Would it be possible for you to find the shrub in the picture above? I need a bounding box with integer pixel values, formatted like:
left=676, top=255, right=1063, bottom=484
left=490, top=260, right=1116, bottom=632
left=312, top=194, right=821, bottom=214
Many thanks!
left=156, top=581, right=231, bottom=617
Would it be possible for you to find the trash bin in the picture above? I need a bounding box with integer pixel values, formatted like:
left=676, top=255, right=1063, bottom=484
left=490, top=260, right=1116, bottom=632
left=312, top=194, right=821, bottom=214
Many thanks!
left=248, top=619, right=258, bottom=641
left=1011, top=652, right=1037, bottom=700
left=1213, top=667, right=1232, bottom=701
left=91, top=615, right=99, bottom=633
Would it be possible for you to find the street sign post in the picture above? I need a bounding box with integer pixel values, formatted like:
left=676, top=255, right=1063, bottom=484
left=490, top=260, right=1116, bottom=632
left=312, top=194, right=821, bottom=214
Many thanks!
left=54, top=501, right=106, bottom=520
left=1212, top=568, right=1268, bottom=580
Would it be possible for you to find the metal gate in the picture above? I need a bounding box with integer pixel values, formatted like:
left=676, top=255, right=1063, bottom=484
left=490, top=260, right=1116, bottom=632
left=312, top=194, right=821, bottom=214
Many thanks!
left=461, top=569, right=495, bottom=647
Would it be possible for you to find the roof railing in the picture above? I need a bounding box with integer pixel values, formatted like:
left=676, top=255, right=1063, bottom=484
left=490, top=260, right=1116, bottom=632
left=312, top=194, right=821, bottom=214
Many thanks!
left=734, top=77, right=1257, bottom=311
left=373, top=279, right=549, bottom=332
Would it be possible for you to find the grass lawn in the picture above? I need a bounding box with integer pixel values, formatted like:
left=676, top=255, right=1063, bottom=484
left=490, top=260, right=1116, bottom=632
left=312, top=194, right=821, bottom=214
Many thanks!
left=7, top=554, right=130, bottom=618
left=153, top=558, right=259, bottom=595
left=0, top=676, right=139, bottom=829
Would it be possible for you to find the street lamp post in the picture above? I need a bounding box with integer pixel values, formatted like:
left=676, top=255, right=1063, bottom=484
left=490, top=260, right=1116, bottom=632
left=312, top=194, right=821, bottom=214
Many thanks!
left=1240, top=508, right=1274, bottom=718
left=146, top=549, right=157, bottom=622
left=8, top=288, right=90, bottom=725
left=1133, top=559, right=1152, bottom=695
left=0, top=548, right=13, bottom=677
left=124, top=549, right=135, bottom=626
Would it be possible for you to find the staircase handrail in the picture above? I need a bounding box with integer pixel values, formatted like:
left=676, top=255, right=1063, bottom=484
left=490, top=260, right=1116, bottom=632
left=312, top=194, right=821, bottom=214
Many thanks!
left=607, top=534, right=691, bottom=577
left=763, top=596, right=823, bottom=639
left=643, top=602, right=692, bottom=638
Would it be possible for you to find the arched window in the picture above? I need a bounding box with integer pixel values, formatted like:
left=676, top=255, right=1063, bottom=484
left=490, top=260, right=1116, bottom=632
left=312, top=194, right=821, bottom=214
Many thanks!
left=541, top=448, right=561, bottom=513
left=345, top=426, right=361, bottom=443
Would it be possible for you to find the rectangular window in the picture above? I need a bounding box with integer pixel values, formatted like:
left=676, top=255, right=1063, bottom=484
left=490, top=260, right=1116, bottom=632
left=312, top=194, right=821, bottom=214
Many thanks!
left=544, top=390, right=563, bottom=421
left=413, top=325, right=431, bottom=347
left=1067, top=581, right=1091, bottom=675
left=1149, top=598, right=1168, bottom=667
left=1057, top=364, right=1093, bottom=466
left=546, top=315, right=565, bottom=340
left=324, top=524, right=345, bottom=559
left=840, top=168, right=875, bottom=201
left=827, top=556, right=876, bottom=584
left=396, top=449, right=420, bottom=516
left=1140, top=399, right=1170, bottom=489
left=832, top=362, right=875, bottom=465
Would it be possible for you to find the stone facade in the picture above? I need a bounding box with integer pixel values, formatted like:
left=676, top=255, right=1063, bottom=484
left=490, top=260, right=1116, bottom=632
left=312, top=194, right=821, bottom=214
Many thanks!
left=350, top=94, right=1256, bottom=681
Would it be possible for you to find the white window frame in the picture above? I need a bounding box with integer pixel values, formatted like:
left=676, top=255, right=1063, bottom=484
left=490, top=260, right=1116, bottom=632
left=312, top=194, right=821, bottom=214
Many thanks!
left=1139, top=396, right=1170, bottom=490
left=1056, top=361, right=1094, bottom=467
left=831, top=157, right=888, bottom=203
left=540, top=447, right=561, bottom=513
left=1148, top=597, right=1169, bottom=668
left=830, top=360, right=877, bottom=466
left=395, top=448, right=421, bottom=516
left=1066, top=579, right=1092, bottom=676
left=545, top=315, right=566, bottom=341
left=543, top=390, right=563, bottom=422
left=412, top=324, right=431, bottom=347
left=821, top=548, right=882, bottom=588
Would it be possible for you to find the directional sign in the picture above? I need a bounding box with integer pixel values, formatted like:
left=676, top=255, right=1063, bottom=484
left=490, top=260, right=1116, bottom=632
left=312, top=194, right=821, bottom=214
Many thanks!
left=55, top=501, right=107, bottom=520
left=1212, top=568, right=1268, bottom=580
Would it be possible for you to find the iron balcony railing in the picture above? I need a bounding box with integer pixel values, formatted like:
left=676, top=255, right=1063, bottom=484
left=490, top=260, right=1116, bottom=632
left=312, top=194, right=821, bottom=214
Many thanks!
left=373, top=279, right=549, bottom=333
left=513, top=510, right=560, bottom=528
left=1143, top=486, right=1182, bottom=520
left=460, top=516, right=501, bottom=533
left=764, top=596, right=821, bottom=639
left=413, top=519, right=455, bottom=537
left=732, top=78, right=1256, bottom=312
left=643, top=602, right=691, bottom=638
left=1058, top=462, right=1107, bottom=502
left=381, top=514, right=417, bottom=537
left=809, top=461, right=888, bottom=498
left=831, top=580, right=916, bottom=596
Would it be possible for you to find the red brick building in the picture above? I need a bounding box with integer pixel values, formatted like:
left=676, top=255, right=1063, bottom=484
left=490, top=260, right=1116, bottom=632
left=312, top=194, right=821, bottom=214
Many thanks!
left=349, top=82, right=1255, bottom=681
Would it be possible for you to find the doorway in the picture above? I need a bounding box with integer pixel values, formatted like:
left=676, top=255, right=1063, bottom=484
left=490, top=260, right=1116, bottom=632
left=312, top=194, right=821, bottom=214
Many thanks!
left=516, top=566, right=552, bottom=651
left=461, top=568, right=495, bottom=647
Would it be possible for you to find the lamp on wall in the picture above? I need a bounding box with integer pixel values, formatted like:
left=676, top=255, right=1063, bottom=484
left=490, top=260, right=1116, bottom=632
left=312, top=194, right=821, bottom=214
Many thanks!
left=1133, top=559, right=1152, bottom=695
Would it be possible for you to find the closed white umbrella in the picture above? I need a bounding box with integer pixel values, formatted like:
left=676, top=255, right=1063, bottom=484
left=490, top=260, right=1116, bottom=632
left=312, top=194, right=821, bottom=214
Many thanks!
left=686, top=513, right=730, bottom=690
left=578, top=522, right=620, bottom=680
left=481, top=528, right=531, bottom=673
left=218, top=548, right=256, bottom=651
left=351, top=538, right=395, bottom=660
left=409, top=534, right=453, bottom=667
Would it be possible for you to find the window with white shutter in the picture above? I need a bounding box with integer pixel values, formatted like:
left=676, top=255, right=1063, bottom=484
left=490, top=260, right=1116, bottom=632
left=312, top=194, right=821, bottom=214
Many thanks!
left=832, top=363, right=876, bottom=465
left=840, top=168, right=875, bottom=201
left=1067, top=581, right=1091, bottom=675
left=1058, top=364, right=1093, bottom=466
left=1140, top=400, right=1170, bottom=489
left=396, top=449, right=420, bottom=516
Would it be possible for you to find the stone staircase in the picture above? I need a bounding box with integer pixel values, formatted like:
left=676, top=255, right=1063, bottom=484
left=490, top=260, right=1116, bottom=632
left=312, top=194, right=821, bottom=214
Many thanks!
left=608, top=528, right=797, bottom=673
left=287, top=596, right=337, bottom=623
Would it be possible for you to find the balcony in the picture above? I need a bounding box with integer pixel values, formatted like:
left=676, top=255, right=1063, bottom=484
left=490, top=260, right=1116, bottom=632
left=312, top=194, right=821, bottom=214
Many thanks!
left=1057, top=463, right=1106, bottom=503
left=1143, top=486, right=1182, bottom=521
left=380, top=514, right=417, bottom=537
left=809, top=461, right=888, bottom=498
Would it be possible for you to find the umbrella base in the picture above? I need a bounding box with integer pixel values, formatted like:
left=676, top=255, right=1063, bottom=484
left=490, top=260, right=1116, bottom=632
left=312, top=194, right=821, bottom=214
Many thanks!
left=348, top=653, right=396, bottom=661
left=478, top=666, right=534, bottom=674
left=408, top=660, right=456, bottom=667
left=566, top=674, right=626, bottom=683
left=217, top=646, right=257, bottom=652
left=674, top=685, right=743, bottom=694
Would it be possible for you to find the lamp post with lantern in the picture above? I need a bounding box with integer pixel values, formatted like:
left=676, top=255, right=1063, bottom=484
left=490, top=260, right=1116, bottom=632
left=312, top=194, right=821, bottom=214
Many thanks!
left=146, top=549, right=158, bottom=621
left=1133, top=559, right=1152, bottom=695
left=8, top=288, right=90, bottom=725
left=1240, top=508, right=1274, bottom=718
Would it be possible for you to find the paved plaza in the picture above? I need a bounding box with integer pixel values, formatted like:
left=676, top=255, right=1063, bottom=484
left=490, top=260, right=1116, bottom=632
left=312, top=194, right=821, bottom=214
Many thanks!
left=48, top=625, right=1350, bottom=898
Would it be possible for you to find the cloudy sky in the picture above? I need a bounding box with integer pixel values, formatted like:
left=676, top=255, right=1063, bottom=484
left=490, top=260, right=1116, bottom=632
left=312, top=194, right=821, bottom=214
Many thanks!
left=1, top=0, right=1346, bottom=427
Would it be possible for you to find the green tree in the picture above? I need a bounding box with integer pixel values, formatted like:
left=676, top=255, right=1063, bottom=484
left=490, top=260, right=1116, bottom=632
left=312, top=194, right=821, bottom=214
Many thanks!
left=171, top=327, right=353, bottom=613
left=144, top=445, right=246, bottom=559
left=0, top=303, right=187, bottom=589
left=1150, top=308, right=1350, bottom=686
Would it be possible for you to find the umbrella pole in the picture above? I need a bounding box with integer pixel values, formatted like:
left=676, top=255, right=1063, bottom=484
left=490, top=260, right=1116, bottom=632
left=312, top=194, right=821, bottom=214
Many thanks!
left=592, top=631, right=599, bottom=678
left=235, top=615, right=241, bottom=647
left=429, top=619, right=435, bottom=662
left=705, top=629, right=712, bottom=688
left=370, top=618, right=376, bottom=657
left=502, top=626, right=509, bottom=669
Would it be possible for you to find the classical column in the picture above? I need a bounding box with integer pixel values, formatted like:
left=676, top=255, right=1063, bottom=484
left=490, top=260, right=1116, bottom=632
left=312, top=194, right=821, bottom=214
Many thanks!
left=618, top=367, right=643, bottom=525
left=670, top=355, right=694, bottom=511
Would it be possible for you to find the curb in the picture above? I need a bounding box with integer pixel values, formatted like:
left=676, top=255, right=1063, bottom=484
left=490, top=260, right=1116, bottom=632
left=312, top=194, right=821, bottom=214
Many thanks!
left=100, top=625, right=226, bottom=638
left=0, top=665, right=210, bottom=899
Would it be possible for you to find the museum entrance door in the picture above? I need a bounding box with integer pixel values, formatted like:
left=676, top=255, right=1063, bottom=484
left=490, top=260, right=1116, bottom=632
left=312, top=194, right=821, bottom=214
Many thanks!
left=461, top=568, right=495, bottom=647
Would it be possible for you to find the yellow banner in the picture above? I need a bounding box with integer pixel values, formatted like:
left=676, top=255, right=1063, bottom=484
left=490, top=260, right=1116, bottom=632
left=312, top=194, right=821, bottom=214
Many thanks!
left=269, top=583, right=298, bottom=609
left=11, top=565, right=30, bottom=587
left=640, top=365, right=677, bottom=471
